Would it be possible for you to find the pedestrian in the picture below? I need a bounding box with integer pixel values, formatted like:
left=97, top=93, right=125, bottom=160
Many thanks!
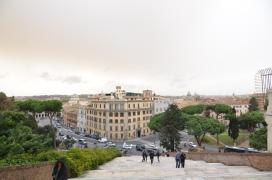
left=180, top=152, right=186, bottom=168
left=52, top=158, right=68, bottom=180
left=149, top=150, right=155, bottom=164
left=156, top=149, right=160, bottom=162
left=175, top=151, right=181, bottom=168
left=142, top=149, right=147, bottom=162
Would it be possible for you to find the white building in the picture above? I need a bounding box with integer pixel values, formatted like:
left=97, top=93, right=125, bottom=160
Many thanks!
left=153, top=96, right=172, bottom=115
left=230, top=104, right=249, bottom=116
left=76, top=106, right=87, bottom=133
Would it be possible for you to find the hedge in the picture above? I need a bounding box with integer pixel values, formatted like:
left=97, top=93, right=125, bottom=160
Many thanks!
left=0, top=147, right=121, bottom=178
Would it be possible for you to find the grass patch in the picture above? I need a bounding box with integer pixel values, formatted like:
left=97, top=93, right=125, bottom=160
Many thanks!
left=216, top=130, right=250, bottom=146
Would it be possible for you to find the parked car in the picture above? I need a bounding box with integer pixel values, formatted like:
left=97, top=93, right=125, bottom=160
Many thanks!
left=224, top=146, right=260, bottom=153
left=78, top=139, right=87, bottom=145
left=123, top=142, right=133, bottom=150
left=90, top=134, right=100, bottom=140
left=75, top=131, right=81, bottom=135
left=98, top=138, right=108, bottom=143
left=136, top=144, right=145, bottom=151
left=105, top=142, right=116, bottom=147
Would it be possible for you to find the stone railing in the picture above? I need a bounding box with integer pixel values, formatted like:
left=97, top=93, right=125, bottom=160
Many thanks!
left=0, top=162, right=54, bottom=180
left=187, top=152, right=272, bottom=171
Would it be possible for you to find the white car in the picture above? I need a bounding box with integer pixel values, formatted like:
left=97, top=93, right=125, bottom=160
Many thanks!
left=98, top=138, right=108, bottom=143
left=123, top=142, right=133, bottom=149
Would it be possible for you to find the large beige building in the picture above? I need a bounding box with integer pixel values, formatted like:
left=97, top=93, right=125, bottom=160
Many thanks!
left=86, top=87, right=154, bottom=140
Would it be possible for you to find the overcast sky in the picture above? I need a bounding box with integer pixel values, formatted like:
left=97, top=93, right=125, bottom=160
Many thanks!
left=0, top=0, right=272, bottom=96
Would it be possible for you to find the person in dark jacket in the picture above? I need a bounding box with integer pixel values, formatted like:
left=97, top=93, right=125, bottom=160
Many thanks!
left=142, top=149, right=148, bottom=162
left=52, top=158, right=68, bottom=180
left=156, top=149, right=160, bottom=162
left=149, top=150, right=155, bottom=164
left=175, top=151, right=181, bottom=168
left=180, top=152, right=186, bottom=168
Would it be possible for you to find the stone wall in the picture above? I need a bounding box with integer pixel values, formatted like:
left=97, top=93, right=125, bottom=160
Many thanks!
left=0, top=162, right=54, bottom=180
left=187, top=152, right=272, bottom=171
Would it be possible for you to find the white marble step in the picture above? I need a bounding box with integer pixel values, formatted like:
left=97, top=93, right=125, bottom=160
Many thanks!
left=70, top=156, right=272, bottom=180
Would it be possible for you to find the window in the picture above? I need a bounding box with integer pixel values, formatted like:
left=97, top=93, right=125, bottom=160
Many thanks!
left=115, top=133, right=118, bottom=139
left=120, top=113, right=124, bottom=117
left=115, top=119, right=118, bottom=124
left=110, top=134, right=112, bottom=139
left=109, top=119, right=113, bottom=123
left=120, top=119, right=124, bottom=123
left=133, top=118, right=136, bottom=122
left=109, top=112, right=113, bottom=117
left=103, top=112, right=106, bottom=116
left=133, top=104, right=135, bottom=108
left=121, top=133, right=123, bottom=139
left=115, top=112, right=118, bottom=117
left=133, top=125, right=136, bottom=129
left=128, top=104, right=130, bottom=108
left=115, top=126, right=118, bottom=131
left=133, top=112, right=136, bottom=116
left=110, top=126, right=112, bottom=131
left=143, top=117, right=145, bottom=120
left=137, top=111, right=140, bottom=115
left=128, top=112, right=131, bottom=116
left=121, top=126, right=123, bottom=131
left=128, top=119, right=131, bottom=123
left=143, top=111, right=145, bottom=115
left=128, top=126, right=131, bottom=130
left=137, top=117, right=140, bottom=121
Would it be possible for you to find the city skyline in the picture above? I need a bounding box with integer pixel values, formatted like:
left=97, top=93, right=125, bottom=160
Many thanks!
left=1, top=0, right=272, bottom=96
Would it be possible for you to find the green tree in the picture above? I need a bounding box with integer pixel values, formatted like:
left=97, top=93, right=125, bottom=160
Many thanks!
left=148, top=113, right=163, bottom=132
left=181, top=104, right=204, bottom=115
left=42, top=100, right=62, bottom=148
left=214, top=104, right=232, bottom=119
left=248, top=97, right=259, bottom=112
left=249, top=128, right=267, bottom=150
left=226, top=113, right=239, bottom=145
left=0, top=92, right=15, bottom=111
left=209, top=120, right=225, bottom=145
left=186, top=116, right=214, bottom=146
left=239, top=111, right=264, bottom=132
left=159, top=104, right=184, bottom=151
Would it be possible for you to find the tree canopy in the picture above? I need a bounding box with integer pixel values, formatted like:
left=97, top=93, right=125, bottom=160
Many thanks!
left=158, top=104, right=185, bottom=151
left=181, top=104, right=204, bottom=115
left=249, top=128, right=267, bottom=150
left=248, top=97, right=259, bottom=112
left=239, top=111, right=265, bottom=132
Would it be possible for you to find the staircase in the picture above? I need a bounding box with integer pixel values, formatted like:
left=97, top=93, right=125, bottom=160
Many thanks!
left=71, top=156, right=272, bottom=180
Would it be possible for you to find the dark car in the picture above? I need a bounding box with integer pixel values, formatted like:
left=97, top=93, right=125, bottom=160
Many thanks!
left=224, top=146, right=260, bottom=153
left=136, top=144, right=145, bottom=151
left=75, top=131, right=81, bottom=135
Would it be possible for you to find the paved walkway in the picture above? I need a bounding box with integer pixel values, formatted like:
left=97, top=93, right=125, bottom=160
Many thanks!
left=71, top=156, right=272, bottom=180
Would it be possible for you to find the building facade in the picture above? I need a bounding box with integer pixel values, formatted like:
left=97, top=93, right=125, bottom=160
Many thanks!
left=76, top=106, right=87, bottom=133
left=63, top=105, right=78, bottom=129
left=153, top=96, right=172, bottom=115
left=85, top=86, right=154, bottom=140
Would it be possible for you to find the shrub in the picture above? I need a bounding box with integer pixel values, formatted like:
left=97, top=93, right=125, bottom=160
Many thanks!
left=0, top=147, right=121, bottom=178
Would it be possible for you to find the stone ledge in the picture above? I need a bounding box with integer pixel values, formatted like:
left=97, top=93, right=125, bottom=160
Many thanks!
left=187, top=152, right=272, bottom=171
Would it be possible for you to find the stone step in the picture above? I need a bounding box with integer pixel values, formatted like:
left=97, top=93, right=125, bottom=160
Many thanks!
left=70, top=156, right=272, bottom=180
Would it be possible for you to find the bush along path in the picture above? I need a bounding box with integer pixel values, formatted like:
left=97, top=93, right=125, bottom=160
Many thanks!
left=0, top=147, right=121, bottom=178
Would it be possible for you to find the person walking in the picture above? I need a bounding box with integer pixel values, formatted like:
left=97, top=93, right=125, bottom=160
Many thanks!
left=149, top=150, right=155, bottom=164
left=180, top=152, right=186, bottom=168
left=142, top=149, right=147, bottom=162
left=156, top=149, right=160, bottom=162
left=175, top=151, right=181, bottom=168
left=52, top=158, right=68, bottom=180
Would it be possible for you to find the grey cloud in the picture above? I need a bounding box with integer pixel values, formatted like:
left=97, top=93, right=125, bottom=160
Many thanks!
left=62, top=76, right=83, bottom=84
left=40, top=72, right=83, bottom=84
left=40, top=72, right=51, bottom=80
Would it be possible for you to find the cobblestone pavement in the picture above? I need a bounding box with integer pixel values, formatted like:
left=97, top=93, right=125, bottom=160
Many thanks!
left=70, top=156, right=272, bottom=180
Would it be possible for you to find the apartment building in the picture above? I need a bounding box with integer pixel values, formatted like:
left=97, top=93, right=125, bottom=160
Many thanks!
left=153, top=96, right=172, bottom=115
left=85, top=87, right=153, bottom=140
